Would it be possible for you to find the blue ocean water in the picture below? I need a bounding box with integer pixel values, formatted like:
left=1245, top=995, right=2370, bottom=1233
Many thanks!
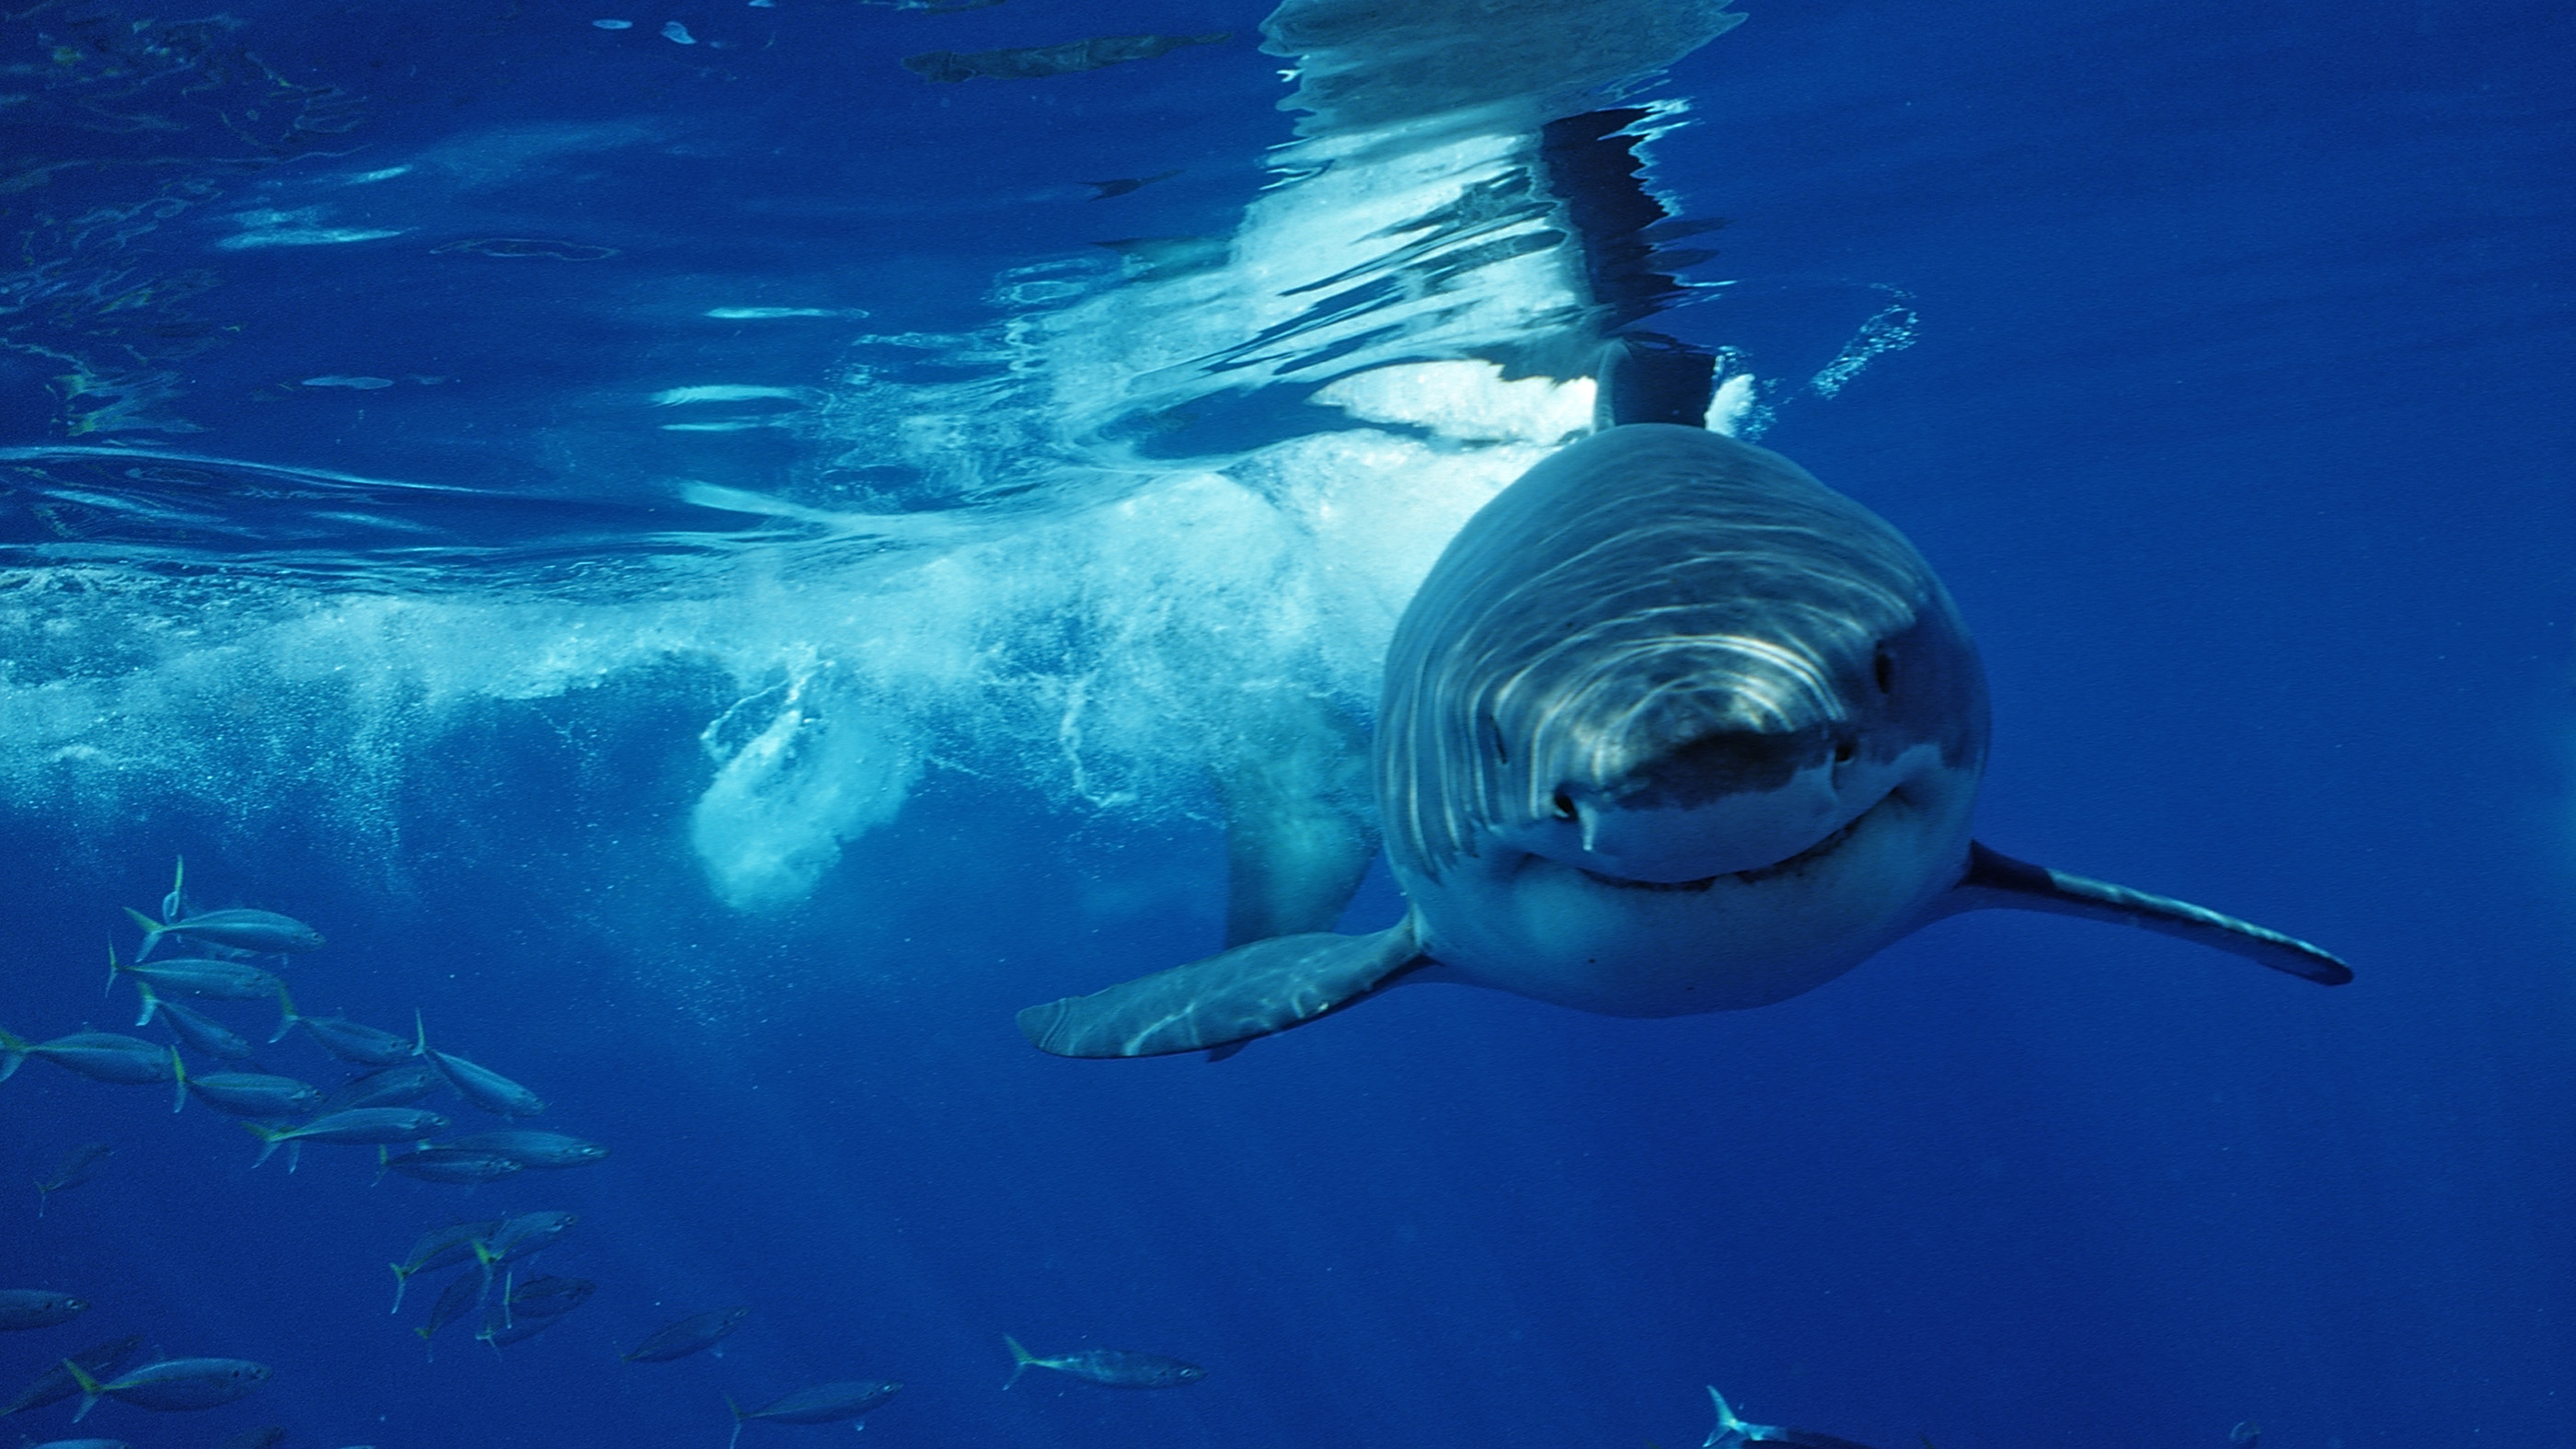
left=1, top=0, right=2570, bottom=1444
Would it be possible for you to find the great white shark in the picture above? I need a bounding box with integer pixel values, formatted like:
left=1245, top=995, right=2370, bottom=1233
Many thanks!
left=1018, top=351, right=2350, bottom=1059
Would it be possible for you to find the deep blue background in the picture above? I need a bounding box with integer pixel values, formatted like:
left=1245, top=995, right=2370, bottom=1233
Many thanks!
left=4, top=0, right=2570, bottom=1446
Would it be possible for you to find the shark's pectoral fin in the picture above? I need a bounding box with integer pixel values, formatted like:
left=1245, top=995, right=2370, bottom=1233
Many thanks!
left=1940, top=841, right=2352, bottom=985
left=1018, top=917, right=1427, bottom=1058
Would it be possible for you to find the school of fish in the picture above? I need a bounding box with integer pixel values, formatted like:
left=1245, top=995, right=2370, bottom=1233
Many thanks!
left=3, top=857, right=1229, bottom=1447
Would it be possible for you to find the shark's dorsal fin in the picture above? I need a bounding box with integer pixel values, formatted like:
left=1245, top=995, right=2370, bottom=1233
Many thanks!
left=1594, top=331, right=1717, bottom=430
left=1938, top=842, right=2351, bottom=985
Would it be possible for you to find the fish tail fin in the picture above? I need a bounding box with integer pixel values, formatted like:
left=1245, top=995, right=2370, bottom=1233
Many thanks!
left=1707, top=1386, right=1752, bottom=1439
left=372, top=1144, right=389, bottom=1188
left=390, top=1263, right=410, bottom=1315
left=35, top=1181, right=48, bottom=1217
left=726, top=1395, right=748, bottom=1449
left=167, top=854, right=186, bottom=918
left=472, top=1244, right=500, bottom=1305
left=106, top=941, right=123, bottom=1000
left=270, top=984, right=298, bottom=1044
left=412, top=1007, right=430, bottom=1058
left=247, top=1121, right=282, bottom=1167
left=1004, top=1335, right=1035, bottom=1389
left=168, top=1047, right=186, bottom=1114
left=64, top=1358, right=104, bottom=1420
left=132, top=975, right=163, bottom=1030
left=122, top=905, right=167, bottom=960
left=0, top=1026, right=26, bottom=1084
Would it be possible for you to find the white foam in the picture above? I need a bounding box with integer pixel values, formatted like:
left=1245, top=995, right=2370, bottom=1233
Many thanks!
left=690, top=665, right=918, bottom=911
left=0, top=22, right=1773, bottom=919
left=1311, top=361, right=1593, bottom=443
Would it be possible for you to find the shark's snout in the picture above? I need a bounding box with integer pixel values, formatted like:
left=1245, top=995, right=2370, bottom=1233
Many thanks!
left=1535, top=728, right=1858, bottom=883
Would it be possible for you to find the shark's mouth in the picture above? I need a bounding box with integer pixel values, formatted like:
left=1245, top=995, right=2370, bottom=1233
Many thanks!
left=1576, top=794, right=1880, bottom=893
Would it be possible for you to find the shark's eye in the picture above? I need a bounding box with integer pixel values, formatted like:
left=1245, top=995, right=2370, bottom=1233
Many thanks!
left=1873, top=648, right=1895, bottom=694
left=1834, top=739, right=1857, bottom=765
left=1550, top=789, right=1577, bottom=821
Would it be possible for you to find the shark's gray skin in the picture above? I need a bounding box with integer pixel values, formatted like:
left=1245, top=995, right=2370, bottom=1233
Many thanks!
left=1018, top=393, right=2349, bottom=1059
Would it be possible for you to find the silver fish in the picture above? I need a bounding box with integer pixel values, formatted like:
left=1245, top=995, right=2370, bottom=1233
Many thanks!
left=246, top=1108, right=448, bottom=1169
left=173, top=1058, right=322, bottom=1119
left=34, top=1144, right=112, bottom=1218
left=65, top=1357, right=269, bottom=1420
left=389, top=1220, right=500, bottom=1314
left=412, top=1014, right=544, bottom=1117
left=317, top=1059, right=441, bottom=1115
left=1002, top=1336, right=1203, bottom=1388
left=441, top=1131, right=606, bottom=1168
left=623, top=1306, right=749, bottom=1363
left=725, top=1381, right=900, bottom=1449
left=125, top=861, right=321, bottom=960
left=379, top=1148, right=523, bottom=1186
left=0, top=1290, right=88, bottom=1331
left=275, top=992, right=413, bottom=1065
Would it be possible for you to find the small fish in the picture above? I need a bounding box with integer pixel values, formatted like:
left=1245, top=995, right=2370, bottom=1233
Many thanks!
left=390, top=1221, right=500, bottom=1313
left=145, top=995, right=257, bottom=1063
left=475, top=1304, right=564, bottom=1352
left=123, top=882, right=321, bottom=960
left=0, top=1029, right=177, bottom=1097
left=318, top=1059, right=441, bottom=1114
left=174, top=1058, right=322, bottom=1119
left=63, top=1358, right=270, bottom=1420
left=413, top=1014, right=546, bottom=1118
left=221, top=1426, right=289, bottom=1449
left=725, top=1381, right=901, bottom=1449
left=0, top=1335, right=142, bottom=1416
left=35, top=1144, right=112, bottom=1217
left=414, top=1271, right=484, bottom=1358
left=431, top=237, right=619, bottom=261
left=275, top=993, right=413, bottom=1065
left=475, top=1211, right=576, bottom=1272
left=903, top=31, right=1228, bottom=84
left=624, top=1306, right=750, bottom=1363
left=245, top=1108, right=449, bottom=1168
left=1698, top=1386, right=1882, bottom=1449
left=0, top=1290, right=88, bottom=1331
left=1002, top=1336, right=1203, bottom=1389
left=442, top=1131, right=607, bottom=1168
left=1083, top=169, right=1180, bottom=200
left=379, top=1148, right=523, bottom=1185
left=114, top=948, right=284, bottom=1019
left=504, top=1274, right=595, bottom=1319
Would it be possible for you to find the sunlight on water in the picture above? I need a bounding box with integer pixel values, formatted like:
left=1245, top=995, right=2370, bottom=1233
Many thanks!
left=0, top=0, right=1903, bottom=915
